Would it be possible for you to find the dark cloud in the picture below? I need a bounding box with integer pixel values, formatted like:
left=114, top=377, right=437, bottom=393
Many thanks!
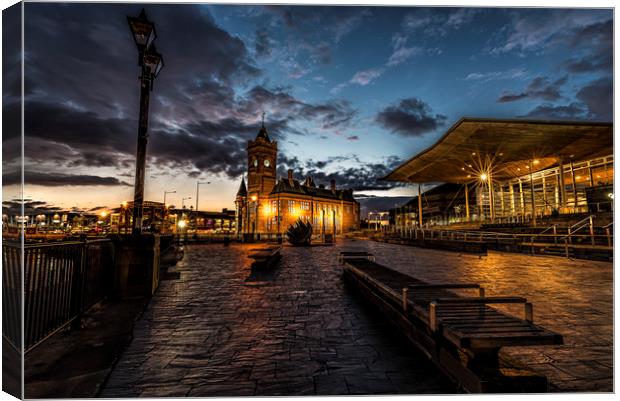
left=262, top=6, right=371, bottom=65
left=498, top=76, right=567, bottom=103
left=564, top=19, right=612, bottom=74
left=15, top=2, right=361, bottom=186
left=3, top=171, right=131, bottom=187
left=346, top=135, right=359, bottom=141
left=576, top=77, right=613, bottom=121
left=2, top=199, right=66, bottom=216
left=518, top=77, right=612, bottom=122
left=254, top=29, right=272, bottom=57
left=375, top=98, right=446, bottom=137
left=518, top=102, right=587, bottom=120
left=265, top=5, right=295, bottom=27
left=277, top=154, right=403, bottom=191
left=239, top=86, right=357, bottom=131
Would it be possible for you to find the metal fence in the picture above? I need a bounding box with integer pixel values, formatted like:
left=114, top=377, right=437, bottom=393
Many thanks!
left=2, top=239, right=114, bottom=353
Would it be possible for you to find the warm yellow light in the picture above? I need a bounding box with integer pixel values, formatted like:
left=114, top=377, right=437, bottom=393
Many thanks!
left=480, top=173, right=488, bottom=181
left=467, top=174, right=471, bottom=178
left=165, top=203, right=170, bottom=208
left=121, top=201, right=128, bottom=208
left=178, top=220, right=186, bottom=228
left=472, top=152, right=476, bottom=156
left=575, top=175, right=581, bottom=180
left=251, top=195, right=257, bottom=202
left=100, top=211, right=108, bottom=217
left=533, top=160, right=540, bottom=165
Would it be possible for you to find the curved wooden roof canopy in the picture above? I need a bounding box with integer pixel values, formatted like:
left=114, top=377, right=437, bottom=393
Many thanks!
left=382, top=118, right=613, bottom=184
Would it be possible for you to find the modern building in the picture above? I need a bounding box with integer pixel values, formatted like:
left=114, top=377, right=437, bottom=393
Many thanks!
left=384, top=118, right=613, bottom=227
left=235, top=123, right=360, bottom=237
left=391, top=183, right=478, bottom=227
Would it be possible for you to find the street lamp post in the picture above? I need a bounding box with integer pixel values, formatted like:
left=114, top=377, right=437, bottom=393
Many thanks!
left=250, top=195, right=258, bottom=240
left=195, top=181, right=211, bottom=232
left=127, top=9, right=164, bottom=235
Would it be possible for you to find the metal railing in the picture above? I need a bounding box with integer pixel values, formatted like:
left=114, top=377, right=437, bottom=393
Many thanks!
left=389, top=222, right=613, bottom=253
left=2, top=239, right=114, bottom=353
left=602, top=222, right=613, bottom=247
left=529, top=224, right=558, bottom=245
left=561, top=215, right=596, bottom=246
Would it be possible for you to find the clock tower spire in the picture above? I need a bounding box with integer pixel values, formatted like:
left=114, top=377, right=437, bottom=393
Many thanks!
left=247, top=116, right=277, bottom=199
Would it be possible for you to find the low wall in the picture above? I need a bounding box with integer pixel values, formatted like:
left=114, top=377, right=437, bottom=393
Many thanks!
left=110, top=234, right=160, bottom=298
left=378, top=237, right=488, bottom=255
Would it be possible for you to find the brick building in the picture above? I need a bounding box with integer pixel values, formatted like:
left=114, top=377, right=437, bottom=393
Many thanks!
left=235, top=123, right=360, bottom=237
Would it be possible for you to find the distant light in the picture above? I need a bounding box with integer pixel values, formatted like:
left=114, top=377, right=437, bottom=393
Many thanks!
left=480, top=173, right=488, bottom=181
left=467, top=174, right=471, bottom=178
left=100, top=211, right=108, bottom=217
left=178, top=220, right=186, bottom=228
left=461, top=167, right=465, bottom=171
left=533, top=160, right=540, bottom=165
left=608, top=193, right=614, bottom=199
left=517, top=168, right=521, bottom=171
left=472, top=152, right=476, bottom=156
left=468, top=164, right=472, bottom=168
left=498, top=153, right=504, bottom=156
left=569, top=154, right=575, bottom=158
left=575, top=176, right=581, bottom=180
left=251, top=195, right=258, bottom=202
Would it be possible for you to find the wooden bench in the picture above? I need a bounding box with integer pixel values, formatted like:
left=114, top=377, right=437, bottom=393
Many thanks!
left=341, top=256, right=563, bottom=393
left=248, top=246, right=282, bottom=268
left=338, top=251, right=375, bottom=264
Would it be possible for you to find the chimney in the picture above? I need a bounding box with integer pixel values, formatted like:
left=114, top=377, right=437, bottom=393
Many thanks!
left=330, top=179, right=336, bottom=191
left=288, top=169, right=294, bottom=183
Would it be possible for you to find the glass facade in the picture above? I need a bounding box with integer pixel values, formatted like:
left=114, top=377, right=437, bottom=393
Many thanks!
left=393, top=155, right=613, bottom=227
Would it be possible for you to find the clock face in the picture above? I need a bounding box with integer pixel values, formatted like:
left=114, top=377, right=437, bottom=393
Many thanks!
left=253, top=158, right=258, bottom=167
left=264, top=159, right=271, bottom=167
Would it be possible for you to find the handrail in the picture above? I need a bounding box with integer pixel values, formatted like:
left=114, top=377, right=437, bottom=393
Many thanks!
left=567, top=214, right=596, bottom=231
left=602, top=221, right=613, bottom=229
left=560, top=219, right=592, bottom=241
left=529, top=224, right=558, bottom=244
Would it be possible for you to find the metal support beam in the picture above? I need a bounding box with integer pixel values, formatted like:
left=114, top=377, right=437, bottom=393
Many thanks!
left=558, top=158, right=566, bottom=211
left=487, top=176, right=495, bottom=222
left=518, top=179, right=525, bottom=219
left=464, top=183, right=470, bottom=222
left=570, top=161, right=578, bottom=209
left=418, top=184, right=423, bottom=228
left=529, top=161, right=536, bottom=226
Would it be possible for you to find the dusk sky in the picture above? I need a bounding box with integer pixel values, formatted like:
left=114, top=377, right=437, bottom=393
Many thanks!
left=2, top=3, right=613, bottom=214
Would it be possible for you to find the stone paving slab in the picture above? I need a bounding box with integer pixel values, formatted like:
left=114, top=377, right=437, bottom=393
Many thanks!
left=358, top=240, right=613, bottom=392
left=101, top=241, right=453, bottom=397
left=101, top=239, right=612, bottom=395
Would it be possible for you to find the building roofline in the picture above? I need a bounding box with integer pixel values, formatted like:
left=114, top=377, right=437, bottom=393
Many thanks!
left=380, top=117, right=613, bottom=182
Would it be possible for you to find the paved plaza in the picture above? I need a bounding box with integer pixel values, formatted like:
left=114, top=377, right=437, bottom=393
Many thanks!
left=101, top=240, right=613, bottom=396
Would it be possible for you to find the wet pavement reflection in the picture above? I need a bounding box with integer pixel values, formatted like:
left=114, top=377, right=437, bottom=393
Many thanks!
left=101, top=239, right=612, bottom=396
left=101, top=241, right=453, bottom=397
